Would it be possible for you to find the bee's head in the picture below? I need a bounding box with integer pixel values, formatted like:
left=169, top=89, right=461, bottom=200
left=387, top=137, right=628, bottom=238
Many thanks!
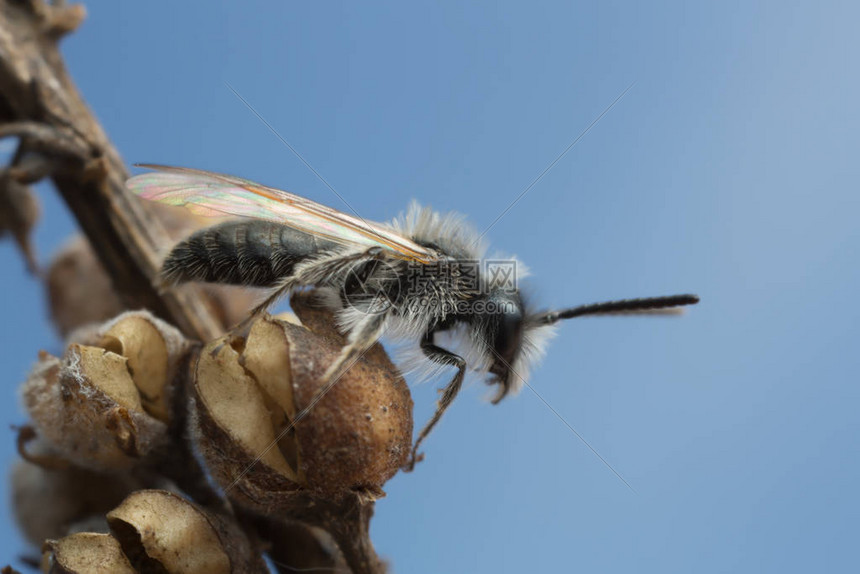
left=474, top=289, right=555, bottom=404
left=473, top=291, right=700, bottom=402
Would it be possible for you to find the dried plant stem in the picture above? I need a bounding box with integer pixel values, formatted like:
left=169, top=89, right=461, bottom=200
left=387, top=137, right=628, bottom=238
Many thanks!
left=0, top=0, right=224, bottom=341
left=0, top=4, right=391, bottom=573
left=293, top=494, right=384, bottom=574
left=249, top=492, right=384, bottom=574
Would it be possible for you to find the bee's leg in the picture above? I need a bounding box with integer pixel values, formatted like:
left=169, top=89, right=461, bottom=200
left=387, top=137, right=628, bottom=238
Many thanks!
left=246, top=246, right=386, bottom=321
left=402, top=331, right=466, bottom=472
left=247, top=277, right=297, bottom=321
left=215, top=277, right=297, bottom=354
left=210, top=276, right=301, bottom=358
left=232, top=247, right=386, bottom=331
left=219, top=247, right=387, bottom=356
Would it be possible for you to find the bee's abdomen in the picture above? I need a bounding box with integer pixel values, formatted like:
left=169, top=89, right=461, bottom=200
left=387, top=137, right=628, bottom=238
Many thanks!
left=161, top=220, right=337, bottom=287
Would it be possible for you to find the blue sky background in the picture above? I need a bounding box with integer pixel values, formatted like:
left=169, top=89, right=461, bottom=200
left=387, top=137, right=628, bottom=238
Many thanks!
left=1, top=1, right=858, bottom=572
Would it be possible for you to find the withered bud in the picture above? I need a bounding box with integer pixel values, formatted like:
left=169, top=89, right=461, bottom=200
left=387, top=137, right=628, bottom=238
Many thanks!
left=105, top=490, right=265, bottom=574
left=21, top=311, right=189, bottom=470
left=190, top=299, right=412, bottom=509
left=11, top=459, right=145, bottom=546
left=41, top=533, right=135, bottom=574
left=0, top=172, right=40, bottom=274
left=41, top=3, right=87, bottom=39
left=46, top=236, right=124, bottom=339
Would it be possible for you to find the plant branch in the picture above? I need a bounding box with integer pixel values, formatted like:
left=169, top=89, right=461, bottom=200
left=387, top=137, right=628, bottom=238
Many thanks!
left=0, top=0, right=224, bottom=341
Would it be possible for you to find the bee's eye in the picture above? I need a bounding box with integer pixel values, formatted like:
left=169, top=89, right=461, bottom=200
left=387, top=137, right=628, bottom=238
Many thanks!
left=494, top=307, right=524, bottom=363
left=478, top=291, right=525, bottom=388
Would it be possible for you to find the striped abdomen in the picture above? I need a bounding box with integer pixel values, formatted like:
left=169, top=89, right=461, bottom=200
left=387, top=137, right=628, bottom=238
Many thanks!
left=161, top=220, right=338, bottom=287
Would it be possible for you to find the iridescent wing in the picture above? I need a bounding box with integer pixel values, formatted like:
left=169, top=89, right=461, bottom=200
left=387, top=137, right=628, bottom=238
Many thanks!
left=127, top=164, right=436, bottom=263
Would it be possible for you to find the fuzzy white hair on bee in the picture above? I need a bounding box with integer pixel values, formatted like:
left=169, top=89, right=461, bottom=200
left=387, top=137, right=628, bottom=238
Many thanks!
left=126, top=164, right=699, bottom=471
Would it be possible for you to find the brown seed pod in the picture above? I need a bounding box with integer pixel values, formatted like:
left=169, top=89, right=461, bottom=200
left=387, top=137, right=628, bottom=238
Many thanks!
left=11, top=459, right=145, bottom=546
left=105, top=490, right=266, bottom=574
left=21, top=311, right=189, bottom=471
left=190, top=302, right=412, bottom=508
left=97, top=311, right=190, bottom=422
left=46, top=236, right=125, bottom=339
left=41, top=532, right=135, bottom=574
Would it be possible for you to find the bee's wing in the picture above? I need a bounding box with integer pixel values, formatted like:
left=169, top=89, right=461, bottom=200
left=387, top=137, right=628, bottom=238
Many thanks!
left=127, top=164, right=436, bottom=263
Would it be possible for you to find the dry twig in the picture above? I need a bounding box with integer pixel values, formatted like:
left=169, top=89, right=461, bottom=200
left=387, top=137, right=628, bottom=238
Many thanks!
left=0, top=0, right=225, bottom=341
left=1, top=3, right=402, bottom=573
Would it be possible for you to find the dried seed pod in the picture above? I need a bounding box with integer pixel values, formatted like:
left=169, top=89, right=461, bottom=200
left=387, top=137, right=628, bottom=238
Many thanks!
left=106, top=490, right=266, bottom=574
left=22, top=345, right=166, bottom=470
left=41, top=532, right=135, bottom=574
left=21, top=311, right=188, bottom=470
left=46, top=236, right=124, bottom=338
left=97, top=311, right=189, bottom=421
left=11, top=459, right=144, bottom=546
left=190, top=305, right=412, bottom=508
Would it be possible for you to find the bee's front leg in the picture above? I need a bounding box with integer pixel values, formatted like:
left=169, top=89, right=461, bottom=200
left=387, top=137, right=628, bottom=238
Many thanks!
left=403, top=330, right=467, bottom=472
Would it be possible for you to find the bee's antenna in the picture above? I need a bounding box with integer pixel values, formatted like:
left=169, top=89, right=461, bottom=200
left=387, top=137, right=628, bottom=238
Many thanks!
left=537, top=294, right=700, bottom=325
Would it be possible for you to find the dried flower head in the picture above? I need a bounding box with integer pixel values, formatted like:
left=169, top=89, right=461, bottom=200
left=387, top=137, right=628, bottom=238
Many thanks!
left=190, top=294, right=413, bottom=508
left=40, top=490, right=265, bottom=574
left=46, top=236, right=125, bottom=339
left=105, top=490, right=265, bottom=574
left=22, top=311, right=189, bottom=470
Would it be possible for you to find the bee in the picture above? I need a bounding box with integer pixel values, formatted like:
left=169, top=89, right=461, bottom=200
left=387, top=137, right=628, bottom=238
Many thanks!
left=127, top=164, right=699, bottom=469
